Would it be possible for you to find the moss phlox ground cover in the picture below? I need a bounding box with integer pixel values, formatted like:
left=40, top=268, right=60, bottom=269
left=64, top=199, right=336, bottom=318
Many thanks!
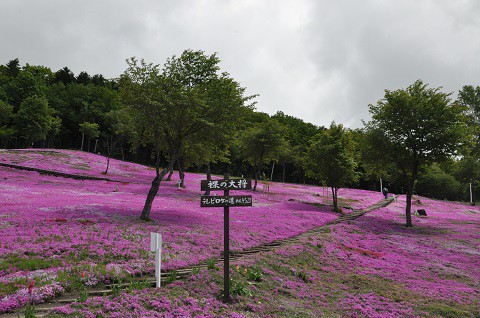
left=1, top=149, right=357, bottom=313
left=1, top=149, right=478, bottom=317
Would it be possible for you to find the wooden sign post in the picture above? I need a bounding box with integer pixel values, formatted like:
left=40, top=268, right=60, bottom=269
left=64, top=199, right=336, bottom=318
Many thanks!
left=200, top=173, right=252, bottom=302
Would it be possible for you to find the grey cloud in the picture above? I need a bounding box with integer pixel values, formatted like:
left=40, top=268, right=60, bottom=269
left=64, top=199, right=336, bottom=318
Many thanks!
left=1, top=0, right=479, bottom=128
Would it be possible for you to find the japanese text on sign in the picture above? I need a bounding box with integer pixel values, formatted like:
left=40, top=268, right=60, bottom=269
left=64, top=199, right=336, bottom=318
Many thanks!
left=200, top=195, right=253, bottom=207
left=201, top=178, right=251, bottom=191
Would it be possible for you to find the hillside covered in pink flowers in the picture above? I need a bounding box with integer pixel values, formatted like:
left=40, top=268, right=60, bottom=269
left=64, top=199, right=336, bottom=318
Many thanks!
left=0, top=149, right=479, bottom=317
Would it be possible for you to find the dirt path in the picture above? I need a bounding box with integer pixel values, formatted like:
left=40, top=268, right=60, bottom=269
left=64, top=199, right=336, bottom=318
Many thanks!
left=2, top=197, right=394, bottom=318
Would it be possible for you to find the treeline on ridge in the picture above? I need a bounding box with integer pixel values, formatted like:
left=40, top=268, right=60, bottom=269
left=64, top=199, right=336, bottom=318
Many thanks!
left=0, top=53, right=479, bottom=206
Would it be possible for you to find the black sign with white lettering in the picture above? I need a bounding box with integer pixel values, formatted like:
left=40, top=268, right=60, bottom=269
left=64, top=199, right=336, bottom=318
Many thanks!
left=200, top=195, right=253, bottom=207
left=201, top=178, right=251, bottom=191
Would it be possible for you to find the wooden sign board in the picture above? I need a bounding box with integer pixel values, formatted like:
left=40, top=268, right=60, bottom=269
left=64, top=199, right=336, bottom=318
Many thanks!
left=201, top=178, right=251, bottom=191
left=201, top=195, right=252, bottom=207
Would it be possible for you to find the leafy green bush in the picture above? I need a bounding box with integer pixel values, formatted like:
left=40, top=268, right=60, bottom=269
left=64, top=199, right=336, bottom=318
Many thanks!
left=416, top=166, right=462, bottom=200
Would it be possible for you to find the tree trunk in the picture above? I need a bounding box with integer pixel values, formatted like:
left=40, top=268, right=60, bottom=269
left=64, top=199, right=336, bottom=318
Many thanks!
left=253, top=166, right=260, bottom=191
left=141, top=174, right=161, bottom=221
left=178, top=159, right=185, bottom=188
left=141, top=164, right=173, bottom=221
left=405, top=175, right=415, bottom=227
left=165, top=154, right=175, bottom=181
left=331, top=186, right=338, bottom=212
left=166, top=166, right=174, bottom=181
left=104, top=156, right=110, bottom=174
left=270, top=161, right=275, bottom=182
left=470, top=181, right=476, bottom=206
left=205, top=163, right=212, bottom=195
left=81, top=133, right=84, bottom=151
left=141, top=134, right=181, bottom=220
left=405, top=191, right=413, bottom=227
left=472, top=185, right=475, bottom=205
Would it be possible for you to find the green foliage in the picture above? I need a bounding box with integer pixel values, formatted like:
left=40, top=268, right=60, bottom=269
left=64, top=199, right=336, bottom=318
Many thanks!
left=246, top=266, right=263, bottom=283
left=458, top=85, right=480, bottom=126
left=23, top=302, right=36, bottom=318
left=297, top=270, right=310, bottom=283
left=365, top=80, right=469, bottom=226
left=15, top=95, right=59, bottom=144
left=368, top=80, right=467, bottom=167
left=77, top=289, right=89, bottom=302
left=0, top=256, right=62, bottom=272
left=118, top=57, right=165, bottom=152
left=79, top=122, right=100, bottom=139
left=229, top=278, right=252, bottom=297
left=238, top=118, right=288, bottom=189
left=206, top=258, right=219, bottom=270
left=305, top=122, right=357, bottom=188
left=416, top=165, right=462, bottom=200
left=110, top=280, right=123, bottom=297
left=165, top=270, right=178, bottom=284
left=424, top=302, right=472, bottom=318
left=0, top=100, right=13, bottom=125
left=305, top=122, right=357, bottom=211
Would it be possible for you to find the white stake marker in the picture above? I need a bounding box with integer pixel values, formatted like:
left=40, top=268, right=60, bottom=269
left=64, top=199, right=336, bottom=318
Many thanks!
left=150, top=232, right=162, bottom=288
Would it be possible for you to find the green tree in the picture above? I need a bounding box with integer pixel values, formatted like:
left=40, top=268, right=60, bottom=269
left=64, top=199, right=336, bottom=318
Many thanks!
left=458, top=85, right=480, bottom=124
left=305, top=122, right=357, bottom=212
left=238, top=119, right=287, bottom=191
left=119, top=57, right=167, bottom=220
left=79, top=122, right=100, bottom=151
left=120, top=51, right=254, bottom=221
left=54, top=67, right=75, bottom=85
left=3, top=63, right=49, bottom=111
left=271, top=111, right=320, bottom=183
left=416, top=164, right=462, bottom=200
left=160, top=50, right=254, bottom=180
left=454, top=156, right=480, bottom=205
left=364, top=80, right=468, bottom=226
left=15, top=95, right=58, bottom=146
left=0, top=100, right=15, bottom=148
left=358, top=128, right=397, bottom=192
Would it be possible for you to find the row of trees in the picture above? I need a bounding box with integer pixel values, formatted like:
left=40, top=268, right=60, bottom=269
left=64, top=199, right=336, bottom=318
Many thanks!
left=1, top=53, right=479, bottom=226
left=0, top=58, right=118, bottom=150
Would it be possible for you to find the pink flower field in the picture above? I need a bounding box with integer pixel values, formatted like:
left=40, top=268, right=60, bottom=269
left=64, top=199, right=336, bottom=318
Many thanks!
left=0, top=149, right=479, bottom=317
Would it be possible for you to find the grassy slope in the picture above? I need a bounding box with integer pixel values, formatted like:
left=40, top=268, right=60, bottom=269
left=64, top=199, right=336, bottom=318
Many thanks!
left=1, top=149, right=479, bottom=317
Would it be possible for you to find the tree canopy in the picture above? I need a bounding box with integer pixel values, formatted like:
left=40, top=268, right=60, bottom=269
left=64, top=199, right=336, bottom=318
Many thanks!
left=305, top=122, right=357, bottom=212
left=364, top=80, right=468, bottom=226
left=238, top=118, right=288, bottom=191
left=119, top=50, right=255, bottom=220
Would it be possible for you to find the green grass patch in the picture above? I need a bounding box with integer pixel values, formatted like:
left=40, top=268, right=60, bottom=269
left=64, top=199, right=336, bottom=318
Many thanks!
left=423, top=302, right=475, bottom=318
left=0, top=255, right=62, bottom=272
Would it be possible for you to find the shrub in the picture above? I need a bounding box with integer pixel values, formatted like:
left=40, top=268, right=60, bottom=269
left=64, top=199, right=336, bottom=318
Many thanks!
left=416, top=166, right=462, bottom=200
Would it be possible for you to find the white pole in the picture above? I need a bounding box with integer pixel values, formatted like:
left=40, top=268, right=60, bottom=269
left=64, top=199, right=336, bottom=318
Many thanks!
left=380, top=178, right=383, bottom=192
left=470, top=181, right=473, bottom=205
left=150, top=232, right=162, bottom=288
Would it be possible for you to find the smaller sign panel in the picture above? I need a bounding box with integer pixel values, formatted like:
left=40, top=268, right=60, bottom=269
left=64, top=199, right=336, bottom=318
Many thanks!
left=150, top=232, right=162, bottom=252
left=201, top=178, right=252, bottom=191
left=201, top=195, right=253, bottom=207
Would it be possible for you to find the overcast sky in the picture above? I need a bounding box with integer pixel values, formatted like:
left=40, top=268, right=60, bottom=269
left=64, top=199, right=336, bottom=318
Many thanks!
left=1, top=0, right=479, bottom=128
